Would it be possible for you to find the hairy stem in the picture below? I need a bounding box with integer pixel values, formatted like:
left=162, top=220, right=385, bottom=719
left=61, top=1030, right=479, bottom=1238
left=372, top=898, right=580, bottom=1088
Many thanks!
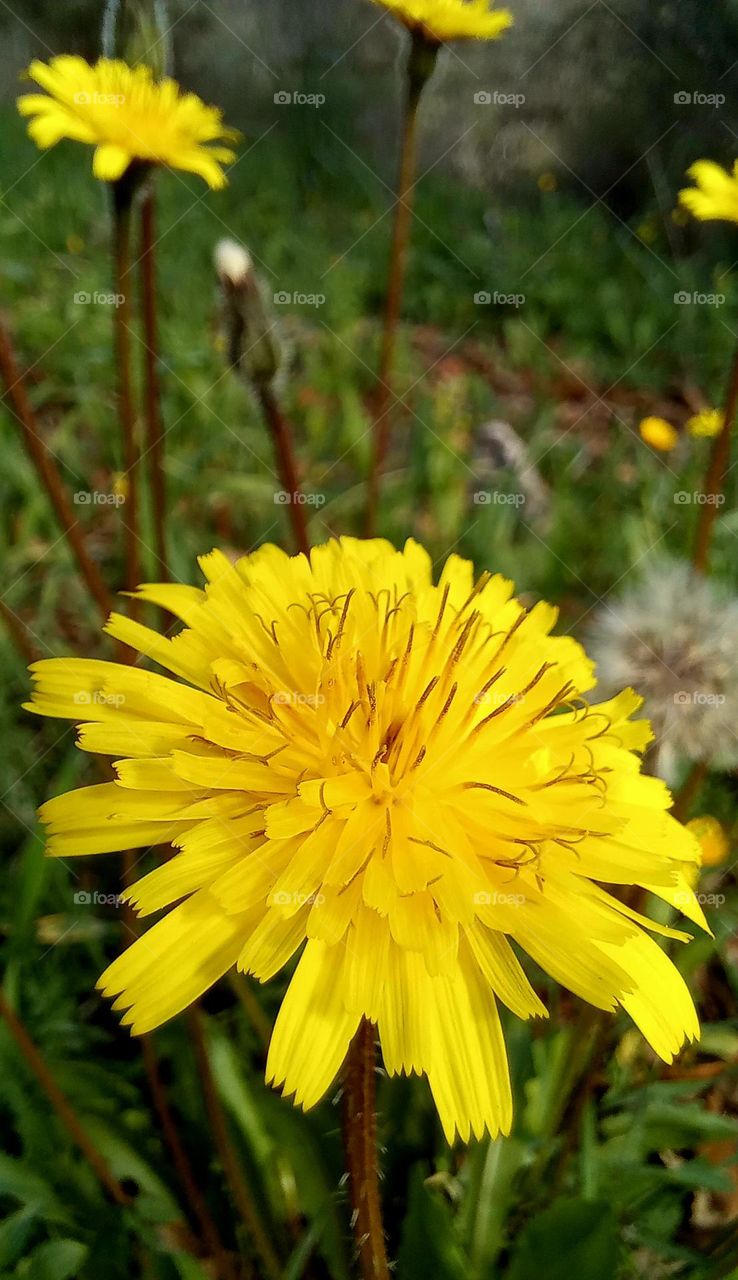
left=693, top=337, right=738, bottom=574
left=365, top=34, right=437, bottom=537
left=139, top=186, right=169, bottom=580
left=342, top=1019, right=390, bottom=1280
left=112, top=185, right=141, bottom=608
left=257, top=382, right=310, bottom=555
left=0, top=315, right=113, bottom=621
left=0, top=989, right=131, bottom=1207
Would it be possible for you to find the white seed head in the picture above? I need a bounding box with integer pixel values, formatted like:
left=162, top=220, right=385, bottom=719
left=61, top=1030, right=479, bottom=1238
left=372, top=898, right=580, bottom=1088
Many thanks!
left=214, top=238, right=253, bottom=286
left=589, top=559, right=738, bottom=780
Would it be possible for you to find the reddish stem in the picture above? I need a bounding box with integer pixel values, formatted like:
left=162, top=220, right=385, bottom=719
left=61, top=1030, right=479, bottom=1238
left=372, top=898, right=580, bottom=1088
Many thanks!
left=342, top=1019, right=390, bottom=1280
left=0, top=316, right=113, bottom=621
left=139, top=187, right=169, bottom=579
left=0, top=989, right=131, bottom=1207
left=112, top=186, right=141, bottom=609
left=257, top=383, right=310, bottom=556
left=365, top=34, right=437, bottom=537
left=693, top=337, right=738, bottom=573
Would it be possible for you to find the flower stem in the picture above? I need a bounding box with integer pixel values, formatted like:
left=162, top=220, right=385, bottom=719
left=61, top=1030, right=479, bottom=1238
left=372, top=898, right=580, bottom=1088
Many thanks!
left=0, top=599, right=41, bottom=664
left=693, top=335, right=738, bottom=574
left=0, top=315, right=113, bottom=621
left=672, top=759, right=708, bottom=823
left=139, top=186, right=169, bottom=579
left=342, top=1018, right=390, bottom=1280
left=257, top=382, right=311, bottom=555
left=112, top=183, right=141, bottom=609
left=365, top=34, right=438, bottom=538
left=188, top=1006, right=282, bottom=1280
left=0, top=989, right=131, bottom=1207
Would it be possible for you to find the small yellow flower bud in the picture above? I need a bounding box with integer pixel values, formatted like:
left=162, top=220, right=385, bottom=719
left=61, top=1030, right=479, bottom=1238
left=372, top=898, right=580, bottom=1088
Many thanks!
left=687, top=816, right=729, bottom=868
left=639, top=416, right=679, bottom=452
left=686, top=408, right=724, bottom=439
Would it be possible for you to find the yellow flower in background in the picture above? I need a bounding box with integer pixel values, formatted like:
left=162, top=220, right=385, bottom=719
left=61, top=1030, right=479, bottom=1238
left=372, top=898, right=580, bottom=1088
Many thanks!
left=370, top=0, right=512, bottom=43
left=18, top=57, right=238, bottom=188
left=687, top=816, right=729, bottom=868
left=639, top=416, right=678, bottom=452
left=686, top=408, right=724, bottom=439
left=538, top=172, right=558, bottom=193
left=27, top=539, right=704, bottom=1142
left=679, top=160, right=738, bottom=225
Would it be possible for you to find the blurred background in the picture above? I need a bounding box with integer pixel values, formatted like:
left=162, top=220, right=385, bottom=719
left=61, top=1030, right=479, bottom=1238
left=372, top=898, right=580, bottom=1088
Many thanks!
left=1, top=2, right=737, bottom=1278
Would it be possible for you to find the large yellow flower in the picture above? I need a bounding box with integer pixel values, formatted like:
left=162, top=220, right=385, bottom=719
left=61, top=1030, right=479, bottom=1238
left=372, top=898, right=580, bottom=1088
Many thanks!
left=371, top=0, right=512, bottom=43
left=17, top=57, right=237, bottom=189
left=27, top=539, right=704, bottom=1142
left=679, top=160, right=738, bottom=225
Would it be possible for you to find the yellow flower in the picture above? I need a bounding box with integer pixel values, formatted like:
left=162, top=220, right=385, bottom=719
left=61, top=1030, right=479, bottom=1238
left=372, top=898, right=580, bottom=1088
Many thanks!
left=639, top=416, right=679, bottom=452
left=687, top=816, right=729, bottom=868
left=686, top=408, right=724, bottom=439
left=27, top=539, right=704, bottom=1142
left=679, top=160, right=738, bottom=225
left=370, top=0, right=512, bottom=43
left=538, top=172, right=558, bottom=193
left=17, top=56, right=237, bottom=189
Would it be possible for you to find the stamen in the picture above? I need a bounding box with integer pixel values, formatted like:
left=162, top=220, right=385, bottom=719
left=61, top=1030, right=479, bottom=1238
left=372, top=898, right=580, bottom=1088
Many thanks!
left=327, top=589, right=355, bottom=659
left=463, top=781, right=526, bottom=806
left=432, top=583, right=450, bottom=640
left=408, top=836, right=452, bottom=858
left=417, top=675, right=440, bottom=708
left=340, top=701, right=360, bottom=730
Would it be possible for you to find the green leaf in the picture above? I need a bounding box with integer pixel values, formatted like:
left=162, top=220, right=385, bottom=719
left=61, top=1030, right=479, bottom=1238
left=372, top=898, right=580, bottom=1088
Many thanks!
left=460, top=1138, right=527, bottom=1277
left=19, top=1238, right=88, bottom=1280
left=0, top=1155, right=63, bottom=1218
left=505, top=1198, right=621, bottom=1280
left=397, top=1167, right=467, bottom=1280
left=0, top=1208, right=36, bottom=1270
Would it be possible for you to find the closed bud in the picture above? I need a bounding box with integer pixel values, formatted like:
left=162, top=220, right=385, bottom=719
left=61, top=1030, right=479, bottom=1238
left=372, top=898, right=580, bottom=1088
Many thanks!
left=214, top=238, right=281, bottom=388
left=102, top=0, right=173, bottom=78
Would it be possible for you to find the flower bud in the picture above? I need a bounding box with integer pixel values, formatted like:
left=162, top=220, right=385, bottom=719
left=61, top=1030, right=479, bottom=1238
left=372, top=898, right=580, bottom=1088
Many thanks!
left=214, top=238, right=281, bottom=388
